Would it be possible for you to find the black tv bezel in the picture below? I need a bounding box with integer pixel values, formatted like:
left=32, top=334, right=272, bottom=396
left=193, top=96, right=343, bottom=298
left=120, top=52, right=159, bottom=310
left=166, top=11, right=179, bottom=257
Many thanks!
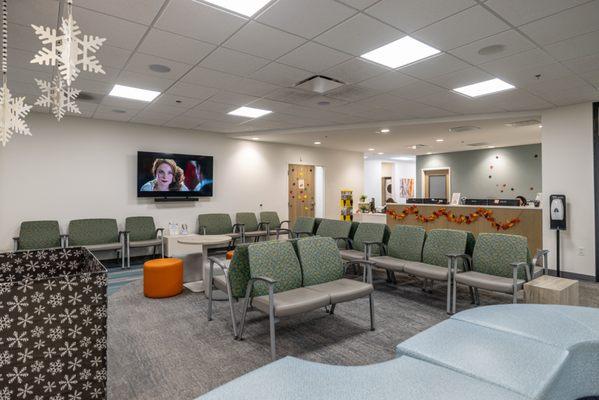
left=137, top=151, right=214, bottom=198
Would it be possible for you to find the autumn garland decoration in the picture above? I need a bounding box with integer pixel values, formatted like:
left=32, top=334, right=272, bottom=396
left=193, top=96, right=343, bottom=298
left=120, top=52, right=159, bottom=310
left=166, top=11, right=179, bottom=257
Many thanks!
left=386, top=206, right=521, bottom=231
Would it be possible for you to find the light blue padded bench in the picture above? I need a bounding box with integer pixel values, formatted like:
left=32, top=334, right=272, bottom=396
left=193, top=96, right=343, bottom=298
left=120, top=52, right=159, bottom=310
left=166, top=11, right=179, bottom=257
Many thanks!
left=196, top=304, right=599, bottom=400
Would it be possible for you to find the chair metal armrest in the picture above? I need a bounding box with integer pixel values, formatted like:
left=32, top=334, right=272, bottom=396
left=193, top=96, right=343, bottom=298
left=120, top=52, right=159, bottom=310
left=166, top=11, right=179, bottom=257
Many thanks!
left=293, top=230, right=313, bottom=238
left=446, top=253, right=472, bottom=272
left=208, top=256, right=229, bottom=273
left=60, top=234, right=69, bottom=248
left=257, top=222, right=270, bottom=233
left=232, top=223, right=245, bottom=233
left=250, top=276, right=277, bottom=285
left=511, top=261, right=531, bottom=283
left=155, top=228, right=164, bottom=238
left=198, top=225, right=207, bottom=235
left=279, top=220, right=290, bottom=229
left=363, top=241, right=386, bottom=257
left=532, top=249, right=550, bottom=275
left=13, top=237, right=19, bottom=252
left=118, top=231, right=130, bottom=243
left=345, top=260, right=375, bottom=283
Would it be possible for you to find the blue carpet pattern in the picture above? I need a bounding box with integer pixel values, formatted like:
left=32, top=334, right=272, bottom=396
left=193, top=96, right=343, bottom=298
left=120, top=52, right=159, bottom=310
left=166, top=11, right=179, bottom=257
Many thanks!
left=107, top=264, right=143, bottom=296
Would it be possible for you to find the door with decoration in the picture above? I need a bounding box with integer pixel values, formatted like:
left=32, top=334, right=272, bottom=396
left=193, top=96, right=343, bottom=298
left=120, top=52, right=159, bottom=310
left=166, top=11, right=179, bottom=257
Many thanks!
left=288, top=164, right=315, bottom=226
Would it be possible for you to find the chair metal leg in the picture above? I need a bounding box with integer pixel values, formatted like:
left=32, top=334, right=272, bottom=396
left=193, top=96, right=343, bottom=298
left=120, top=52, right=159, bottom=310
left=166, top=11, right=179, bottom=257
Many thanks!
left=513, top=289, right=518, bottom=304
left=121, top=243, right=125, bottom=269
left=160, top=237, right=164, bottom=258
left=329, top=304, right=336, bottom=315
left=369, top=293, right=375, bottom=331
left=268, top=285, right=276, bottom=361
left=126, top=238, right=131, bottom=269
left=451, top=272, right=458, bottom=315
left=207, top=261, right=214, bottom=322
left=446, top=258, right=453, bottom=314
left=238, top=282, right=254, bottom=341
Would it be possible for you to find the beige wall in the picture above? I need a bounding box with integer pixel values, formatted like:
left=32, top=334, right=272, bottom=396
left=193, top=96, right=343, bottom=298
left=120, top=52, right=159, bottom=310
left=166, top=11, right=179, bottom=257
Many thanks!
left=541, top=103, right=595, bottom=278
left=0, top=113, right=363, bottom=250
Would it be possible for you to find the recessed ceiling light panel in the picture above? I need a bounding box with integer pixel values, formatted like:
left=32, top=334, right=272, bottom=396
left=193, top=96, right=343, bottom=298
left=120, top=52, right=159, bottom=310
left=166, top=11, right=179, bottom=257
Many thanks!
left=228, top=106, right=272, bottom=118
left=453, top=78, right=515, bottom=97
left=109, top=84, right=160, bottom=102
left=477, top=44, right=505, bottom=56
left=198, top=0, right=272, bottom=17
left=361, top=36, right=440, bottom=69
left=149, top=64, right=171, bottom=73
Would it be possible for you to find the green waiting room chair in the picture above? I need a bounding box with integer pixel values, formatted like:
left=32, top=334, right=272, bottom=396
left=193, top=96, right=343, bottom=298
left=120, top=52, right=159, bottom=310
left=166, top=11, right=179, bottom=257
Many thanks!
left=66, top=218, right=126, bottom=268
left=275, top=216, right=315, bottom=239
left=339, top=222, right=389, bottom=262
left=259, top=211, right=290, bottom=238
left=124, top=216, right=165, bottom=269
left=314, top=219, right=352, bottom=247
left=236, top=212, right=270, bottom=242
left=13, top=220, right=64, bottom=251
left=197, top=213, right=244, bottom=246
left=450, top=232, right=549, bottom=313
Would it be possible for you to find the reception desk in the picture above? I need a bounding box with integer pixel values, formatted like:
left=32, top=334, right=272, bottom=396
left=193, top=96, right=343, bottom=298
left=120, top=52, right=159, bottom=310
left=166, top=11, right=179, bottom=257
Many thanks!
left=386, top=203, right=542, bottom=254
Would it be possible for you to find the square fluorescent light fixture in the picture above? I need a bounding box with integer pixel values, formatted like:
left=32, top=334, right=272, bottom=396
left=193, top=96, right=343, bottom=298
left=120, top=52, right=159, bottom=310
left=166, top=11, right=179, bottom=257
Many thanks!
left=109, top=84, right=160, bottom=102
left=391, top=156, right=415, bottom=161
left=228, top=106, right=272, bottom=119
left=361, top=36, right=440, bottom=69
left=453, top=78, right=515, bottom=97
left=200, top=0, right=272, bottom=17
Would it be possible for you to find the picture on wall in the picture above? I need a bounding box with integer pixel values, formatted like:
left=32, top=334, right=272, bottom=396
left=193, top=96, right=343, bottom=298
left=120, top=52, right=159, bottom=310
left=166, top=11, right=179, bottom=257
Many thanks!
left=137, top=151, right=213, bottom=197
left=399, top=178, right=415, bottom=198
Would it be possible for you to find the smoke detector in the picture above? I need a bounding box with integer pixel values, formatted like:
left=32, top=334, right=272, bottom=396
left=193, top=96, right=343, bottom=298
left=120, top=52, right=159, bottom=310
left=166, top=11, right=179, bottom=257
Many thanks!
left=505, top=119, right=541, bottom=128
left=448, top=126, right=481, bottom=133
left=295, top=75, right=345, bottom=94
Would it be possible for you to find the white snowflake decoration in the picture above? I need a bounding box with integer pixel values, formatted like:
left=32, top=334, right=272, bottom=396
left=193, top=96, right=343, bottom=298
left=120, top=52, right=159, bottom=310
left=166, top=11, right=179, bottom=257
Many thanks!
left=0, top=82, right=32, bottom=147
left=31, top=13, right=105, bottom=86
left=35, top=76, right=80, bottom=121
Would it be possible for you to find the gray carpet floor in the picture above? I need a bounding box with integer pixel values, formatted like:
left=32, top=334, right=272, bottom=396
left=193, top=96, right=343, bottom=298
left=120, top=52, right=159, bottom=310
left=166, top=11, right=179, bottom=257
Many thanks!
left=107, top=275, right=599, bottom=400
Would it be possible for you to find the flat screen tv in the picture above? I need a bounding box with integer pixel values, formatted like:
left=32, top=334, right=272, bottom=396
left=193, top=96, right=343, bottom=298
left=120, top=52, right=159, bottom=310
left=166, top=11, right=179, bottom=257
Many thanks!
left=137, top=151, right=213, bottom=197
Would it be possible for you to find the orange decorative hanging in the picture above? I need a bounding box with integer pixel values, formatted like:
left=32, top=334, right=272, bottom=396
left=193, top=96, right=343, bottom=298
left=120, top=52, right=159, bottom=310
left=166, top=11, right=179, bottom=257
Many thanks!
left=386, top=206, right=521, bottom=231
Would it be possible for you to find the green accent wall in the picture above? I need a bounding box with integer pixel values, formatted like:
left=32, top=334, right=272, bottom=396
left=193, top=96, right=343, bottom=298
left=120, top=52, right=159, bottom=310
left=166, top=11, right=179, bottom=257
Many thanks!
left=416, top=144, right=542, bottom=200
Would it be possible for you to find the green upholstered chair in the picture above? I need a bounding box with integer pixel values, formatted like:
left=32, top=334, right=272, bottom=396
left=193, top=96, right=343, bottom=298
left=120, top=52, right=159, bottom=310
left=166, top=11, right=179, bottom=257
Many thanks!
left=124, top=216, right=164, bottom=269
left=236, top=212, right=269, bottom=242
left=207, top=243, right=251, bottom=338
left=259, top=211, right=290, bottom=238
left=197, top=213, right=243, bottom=245
left=297, top=236, right=374, bottom=328
left=67, top=218, right=125, bottom=268
left=451, top=233, right=548, bottom=313
left=369, top=225, right=426, bottom=274
left=13, top=220, right=63, bottom=251
left=314, top=219, right=352, bottom=247
left=277, top=216, right=316, bottom=239
left=339, top=222, right=389, bottom=261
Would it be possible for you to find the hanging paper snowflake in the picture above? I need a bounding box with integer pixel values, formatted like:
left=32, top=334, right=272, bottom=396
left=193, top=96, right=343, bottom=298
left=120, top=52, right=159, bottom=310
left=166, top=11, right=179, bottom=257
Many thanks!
left=0, top=82, right=32, bottom=147
left=34, top=76, right=80, bottom=121
left=30, top=12, right=106, bottom=86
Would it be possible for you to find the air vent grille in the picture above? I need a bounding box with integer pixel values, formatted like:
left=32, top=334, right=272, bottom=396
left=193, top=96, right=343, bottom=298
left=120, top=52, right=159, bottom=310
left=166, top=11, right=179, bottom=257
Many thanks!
left=295, top=75, right=344, bottom=94
left=467, top=142, right=489, bottom=147
left=448, top=125, right=480, bottom=133
left=505, top=119, right=540, bottom=128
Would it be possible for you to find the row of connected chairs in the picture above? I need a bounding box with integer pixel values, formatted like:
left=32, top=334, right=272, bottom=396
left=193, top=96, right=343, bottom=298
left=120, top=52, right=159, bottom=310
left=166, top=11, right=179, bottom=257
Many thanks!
left=207, top=236, right=375, bottom=360
left=13, top=217, right=164, bottom=268
left=197, top=212, right=291, bottom=244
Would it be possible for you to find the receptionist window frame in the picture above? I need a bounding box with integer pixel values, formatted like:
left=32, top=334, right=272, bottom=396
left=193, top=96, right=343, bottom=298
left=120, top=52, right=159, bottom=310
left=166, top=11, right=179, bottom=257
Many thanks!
left=422, top=167, right=451, bottom=199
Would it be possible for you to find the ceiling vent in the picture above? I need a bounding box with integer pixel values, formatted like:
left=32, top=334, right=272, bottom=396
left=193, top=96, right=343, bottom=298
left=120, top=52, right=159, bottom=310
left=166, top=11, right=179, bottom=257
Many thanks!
left=505, top=119, right=540, bottom=128
left=409, top=144, right=427, bottom=148
left=448, top=125, right=481, bottom=133
left=467, top=142, right=490, bottom=147
left=295, top=75, right=345, bottom=94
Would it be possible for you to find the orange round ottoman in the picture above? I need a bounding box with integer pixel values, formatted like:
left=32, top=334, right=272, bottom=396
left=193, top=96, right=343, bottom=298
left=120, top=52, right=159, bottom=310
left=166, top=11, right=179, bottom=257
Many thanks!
left=226, top=250, right=235, bottom=260
left=143, top=258, right=183, bottom=298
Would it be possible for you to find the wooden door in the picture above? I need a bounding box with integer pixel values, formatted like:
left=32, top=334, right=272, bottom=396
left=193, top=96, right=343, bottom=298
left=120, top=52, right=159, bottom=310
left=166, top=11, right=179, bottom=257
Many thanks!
left=424, top=168, right=450, bottom=199
left=288, top=164, right=315, bottom=226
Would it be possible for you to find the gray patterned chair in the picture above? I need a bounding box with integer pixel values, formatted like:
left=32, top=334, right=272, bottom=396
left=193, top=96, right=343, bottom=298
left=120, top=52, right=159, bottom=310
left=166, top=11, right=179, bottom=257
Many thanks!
left=66, top=218, right=126, bottom=268
left=197, top=213, right=244, bottom=246
left=314, top=219, right=352, bottom=247
left=450, top=233, right=549, bottom=313
left=238, top=238, right=374, bottom=360
left=276, top=216, right=315, bottom=239
left=259, top=211, right=290, bottom=238
left=339, top=222, right=389, bottom=262
left=207, top=243, right=251, bottom=338
left=369, top=225, right=426, bottom=275
left=236, top=212, right=270, bottom=242
left=13, top=220, right=64, bottom=251
left=124, top=216, right=164, bottom=269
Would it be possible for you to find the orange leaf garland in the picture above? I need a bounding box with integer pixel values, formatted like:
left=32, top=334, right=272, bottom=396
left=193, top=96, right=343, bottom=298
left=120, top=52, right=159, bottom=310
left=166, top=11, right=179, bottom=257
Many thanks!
left=386, top=207, right=521, bottom=231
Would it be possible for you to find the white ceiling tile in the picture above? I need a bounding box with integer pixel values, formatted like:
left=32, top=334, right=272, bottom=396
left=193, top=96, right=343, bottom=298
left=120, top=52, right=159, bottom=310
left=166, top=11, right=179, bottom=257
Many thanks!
left=336, top=0, right=380, bottom=10
left=116, top=71, right=175, bottom=91
left=475, top=89, right=553, bottom=111
left=418, top=91, right=505, bottom=114
left=323, top=58, right=388, bottom=84
left=388, top=80, right=445, bottom=100
left=257, top=0, right=356, bottom=39
left=8, top=47, right=47, bottom=72
left=428, top=67, right=495, bottom=90
left=200, top=48, right=270, bottom=76
left=166, top=81, right=218, bottom=101
left=524, top=75, right=588, bottom=93
left=412, top=6, right=510, bottom=50
left=198, top=121, right=239, bottom=132
left=357, top=71, right=417, bottom=91
left=95, top=45, right=131, bottom=69
left=164, top=116, right=204, bottom=130
left=138, top=29, right=216, bottom=64
left=183, top=108, right=249, bottom=123
left=581, top=69, right=599, bottom=85
left=449, top=30, right=535, bottom=65
left=314, top=13, right=401, bottom=56
left=325, top=84, right=381, bottom=102
left=485, top=0, right=590, bottom=27
left=8, top=81, right=42, bottom=97
left=562, top=54, right=599, bottom=74
left=365, top=0, right=475, bottom=34
left=150, top=94, right=201, bottom=112
left=526, top=79, right=598, bottom=105
left=278, top=42, right=352, bottom=73
left=100, top=96, right=149, bottom=111
left=543, top=30, right=599, bottom=62
left=295, top=95, right=349, bottom=109
left=72, top=7, right=148, bottom=50
left=233, top=78, right=281, bottom=97
left=265, top=88, right=322, bottom=104
left=400, top=53, right=470, bottom=80
left=246, top=98, right=295, bottom=113
left=251, top=63, right=311, bottom=86
left=155, top=0, right=246, bottom=44
left=193, top=100, right=237, bottom=113
left=182, top=66, right=243, bottom=89
left=8, top=67, right=50, bottom=85
left=210, top=91, right=260, bottom=106
left=223, top=22, right=305, bottom=60
left=125, top=52, right=191, bottom=80
left=9, top=0, right=59, bottom=28
left=71, top=102, right=98, bottom=118
left=480, top=49, right=555, bottom=77
left=493, top=63, right=572, bottom=89
left=78, top=66, right=121, bottom=83
left=73, top=78, right=114, bottom=95
left=8, top=23, right=40, bottom=52
left=75, top=0, right=166, bottom=25
left=519, top=1, right=599, bottom=45
left=94, top=109, right=135, bottom=122
left=131, top=110, right=177, bottom=125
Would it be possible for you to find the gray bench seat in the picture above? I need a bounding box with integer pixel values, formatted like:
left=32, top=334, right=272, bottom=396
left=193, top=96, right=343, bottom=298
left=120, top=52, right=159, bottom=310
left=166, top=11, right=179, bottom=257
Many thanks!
left=84, top=242, right=123, bottom=252
left=307, top=278, right=373, bottom=304
left=253, top=287, right=330, bottom=318
left=403, top=260, right=450, bottom=281
left=368, top=255, right=405, bottom=272
left=455, top=271, right=525, bottom=293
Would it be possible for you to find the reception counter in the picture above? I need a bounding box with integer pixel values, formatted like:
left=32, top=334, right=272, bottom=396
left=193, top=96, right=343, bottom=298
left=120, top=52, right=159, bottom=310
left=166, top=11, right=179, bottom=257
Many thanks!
left=386, top=203, right=542, bottom=254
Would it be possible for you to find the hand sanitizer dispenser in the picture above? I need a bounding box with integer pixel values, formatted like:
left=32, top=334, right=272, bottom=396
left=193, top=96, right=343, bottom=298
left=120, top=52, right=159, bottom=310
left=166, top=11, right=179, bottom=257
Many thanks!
left=549, top=195, right=566, bottom=230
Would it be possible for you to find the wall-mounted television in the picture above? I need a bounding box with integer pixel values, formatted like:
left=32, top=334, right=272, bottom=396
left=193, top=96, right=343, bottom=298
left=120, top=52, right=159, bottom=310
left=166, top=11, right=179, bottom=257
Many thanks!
left=137, top=151, right=213, bottom=197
